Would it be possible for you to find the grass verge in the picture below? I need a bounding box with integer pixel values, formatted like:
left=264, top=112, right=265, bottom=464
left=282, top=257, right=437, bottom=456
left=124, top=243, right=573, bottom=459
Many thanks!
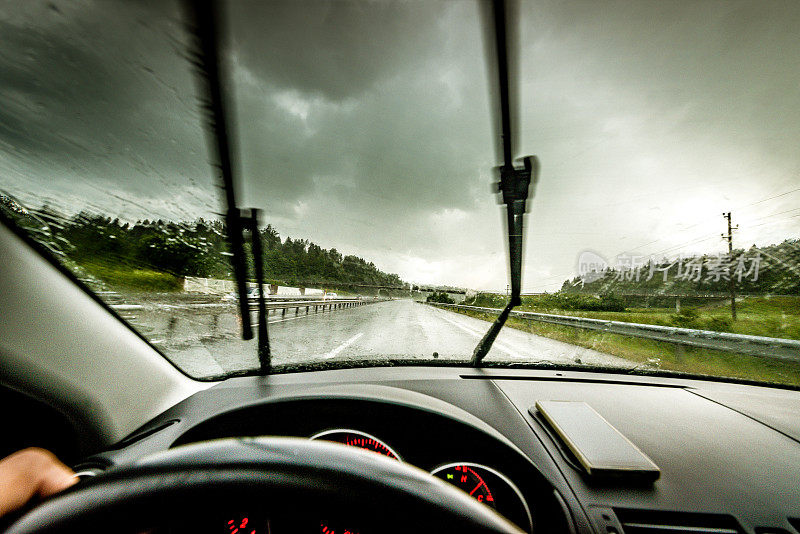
left=466, top=294, right=800, bottom=340
left=444, top=305, right=800, bottom=387
left=78, top=262, right=183, bottom=292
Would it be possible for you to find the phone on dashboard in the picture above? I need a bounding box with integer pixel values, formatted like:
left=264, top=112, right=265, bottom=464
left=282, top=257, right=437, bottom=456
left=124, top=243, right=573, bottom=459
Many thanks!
left=534, top=400, right=660, bottom=481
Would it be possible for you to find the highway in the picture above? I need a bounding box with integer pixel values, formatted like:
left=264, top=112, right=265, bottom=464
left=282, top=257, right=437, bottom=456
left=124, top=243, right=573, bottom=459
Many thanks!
left=120, top=298, right=631, bottom=378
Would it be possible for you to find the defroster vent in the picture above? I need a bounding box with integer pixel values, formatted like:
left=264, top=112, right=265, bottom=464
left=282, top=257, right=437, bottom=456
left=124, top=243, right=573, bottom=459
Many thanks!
left=613, top=508, right=743, bottom=534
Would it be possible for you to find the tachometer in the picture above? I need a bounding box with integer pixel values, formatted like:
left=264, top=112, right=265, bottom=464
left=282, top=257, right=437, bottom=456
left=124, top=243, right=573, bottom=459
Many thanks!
left=431, top=463, right=532, bottom=533
left=433, top=464, right=496, bottom=507
left=309, top=429, right=401, bottom=461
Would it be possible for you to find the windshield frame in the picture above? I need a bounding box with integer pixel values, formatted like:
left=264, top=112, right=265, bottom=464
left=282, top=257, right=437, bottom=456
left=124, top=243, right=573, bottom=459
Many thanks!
left=0, top=209, right=199, bottom=380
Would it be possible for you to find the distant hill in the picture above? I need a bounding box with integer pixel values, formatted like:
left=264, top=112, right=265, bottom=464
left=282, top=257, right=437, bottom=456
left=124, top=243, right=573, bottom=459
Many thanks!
left=1, top=193, right=404, bottom=291
left=562, top=238, right=800, bottom=296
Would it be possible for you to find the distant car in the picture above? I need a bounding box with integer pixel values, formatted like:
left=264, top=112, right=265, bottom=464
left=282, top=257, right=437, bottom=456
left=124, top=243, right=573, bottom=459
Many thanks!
left=323, top=292, right=337, bottom=299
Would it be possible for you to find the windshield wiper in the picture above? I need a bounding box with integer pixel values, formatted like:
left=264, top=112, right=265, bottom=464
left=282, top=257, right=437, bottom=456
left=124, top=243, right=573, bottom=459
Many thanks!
left=472, top=0, right=540, bottom=366
left=244, top=209, right=271, bottom=371
left=184, top=0, right=271, bottom=371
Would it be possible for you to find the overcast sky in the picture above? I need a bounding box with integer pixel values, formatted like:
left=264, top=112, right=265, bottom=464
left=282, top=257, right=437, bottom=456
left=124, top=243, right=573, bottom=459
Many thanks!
left=1, top=0, right=799, bottom=291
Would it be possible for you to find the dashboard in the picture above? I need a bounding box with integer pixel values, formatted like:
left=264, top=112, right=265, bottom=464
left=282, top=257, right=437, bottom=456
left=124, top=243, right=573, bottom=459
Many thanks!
left=164, top=393, right=551, bottom=533
left=75, top=366, right=800, bottom=534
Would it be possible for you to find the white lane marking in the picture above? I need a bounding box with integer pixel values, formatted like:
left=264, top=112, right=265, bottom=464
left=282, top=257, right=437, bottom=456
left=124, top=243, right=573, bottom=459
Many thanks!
left=437, top=313, right=482, bottom=335
left=436, top=312, right=523, bottom=358
left=324, top=332, right=364, bottom=359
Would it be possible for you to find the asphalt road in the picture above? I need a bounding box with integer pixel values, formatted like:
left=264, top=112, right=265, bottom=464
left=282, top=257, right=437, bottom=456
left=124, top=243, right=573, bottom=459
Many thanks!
left=121, top=298, right=630, bottom=378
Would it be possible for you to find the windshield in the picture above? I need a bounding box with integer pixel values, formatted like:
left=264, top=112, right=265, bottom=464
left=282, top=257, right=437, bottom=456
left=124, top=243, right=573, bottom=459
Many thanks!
left=1, top=0, right=799, bottom=385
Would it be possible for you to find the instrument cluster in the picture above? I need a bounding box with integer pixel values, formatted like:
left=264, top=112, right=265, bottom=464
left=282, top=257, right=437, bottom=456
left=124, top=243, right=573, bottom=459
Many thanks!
left=309, top=428, right=533, bottom=533
left=164, top=396, right=552, bottom=534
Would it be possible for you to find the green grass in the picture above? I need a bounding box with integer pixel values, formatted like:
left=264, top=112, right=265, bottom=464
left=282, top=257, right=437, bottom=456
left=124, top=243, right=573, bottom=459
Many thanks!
left=530, top=297, right=800, bottom=340
left=444, top=305, right=800, bottom=387
left=466, top=294, right=800, bottom=340
left=78, top=262, right=183, bottom=292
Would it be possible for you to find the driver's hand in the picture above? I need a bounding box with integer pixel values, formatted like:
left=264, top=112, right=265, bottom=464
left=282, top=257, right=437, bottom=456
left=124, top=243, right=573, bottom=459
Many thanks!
left=0, top=448, right=77, bottom=517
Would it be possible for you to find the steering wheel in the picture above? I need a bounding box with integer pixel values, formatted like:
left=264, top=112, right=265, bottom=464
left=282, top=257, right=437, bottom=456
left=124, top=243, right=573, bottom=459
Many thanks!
left=5, top=437, right=524, bottom=533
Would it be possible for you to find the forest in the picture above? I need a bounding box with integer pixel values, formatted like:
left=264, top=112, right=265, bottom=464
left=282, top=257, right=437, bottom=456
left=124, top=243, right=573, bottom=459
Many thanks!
left=1, top=195, right=404, bottom=291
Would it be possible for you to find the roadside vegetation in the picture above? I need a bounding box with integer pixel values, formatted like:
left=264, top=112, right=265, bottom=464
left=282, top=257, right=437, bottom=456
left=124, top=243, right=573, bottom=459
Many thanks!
left=1, top=195, right=404, bottom=293
left=451, top=292, right=800, bottom=386
left=561, top=238, right=800, bottom=295
left=426, top=291, right=456, bottom=304
left=78, top=262, right=183, bottom=292
left=444, top=303, right=800, bottom=386
left=463, top=293, right=800, bottom=340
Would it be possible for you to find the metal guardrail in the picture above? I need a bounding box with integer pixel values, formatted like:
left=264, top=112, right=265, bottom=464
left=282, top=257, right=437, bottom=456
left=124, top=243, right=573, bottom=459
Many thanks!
left=428, top=302, right=800, bottom=362
left=259, top=298, right=375, bottom=318
left=110, top=297, right=385, bottom=315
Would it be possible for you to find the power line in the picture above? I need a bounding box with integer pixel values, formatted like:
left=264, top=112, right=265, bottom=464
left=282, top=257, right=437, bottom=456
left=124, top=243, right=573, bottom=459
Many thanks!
left=621, top=185, right=800, bottom=254
left=737, top=186, right=800, bottom=209
left=746, top=206, right=800, bottom=223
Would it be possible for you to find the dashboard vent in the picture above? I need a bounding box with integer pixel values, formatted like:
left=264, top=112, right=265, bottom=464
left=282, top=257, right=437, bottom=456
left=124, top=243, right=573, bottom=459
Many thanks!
left=614, top=509, right=743, bottom=534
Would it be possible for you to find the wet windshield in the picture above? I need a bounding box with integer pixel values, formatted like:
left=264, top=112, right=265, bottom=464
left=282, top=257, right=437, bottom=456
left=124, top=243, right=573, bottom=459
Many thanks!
left=1, top=0, right=799, bottom=385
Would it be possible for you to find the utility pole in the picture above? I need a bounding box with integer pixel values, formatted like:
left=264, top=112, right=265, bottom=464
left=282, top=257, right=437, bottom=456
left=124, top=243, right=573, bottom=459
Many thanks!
left=722, top=212, right=738, bottom=320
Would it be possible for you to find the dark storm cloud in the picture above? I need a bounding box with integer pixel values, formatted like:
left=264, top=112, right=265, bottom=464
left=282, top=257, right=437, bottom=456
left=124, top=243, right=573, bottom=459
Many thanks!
left=226, top=0, right=447, bottom=102
left=520, top=0, right=800, bottom=155
left=0, top=18, right=115, bottom=156
left=1, top=0, right=492, bottom=224
left=0, top=0, right=217, bottom=218
left=232, top=57, right=493, bottom=216
left=224, top=0, right=494, bottom=220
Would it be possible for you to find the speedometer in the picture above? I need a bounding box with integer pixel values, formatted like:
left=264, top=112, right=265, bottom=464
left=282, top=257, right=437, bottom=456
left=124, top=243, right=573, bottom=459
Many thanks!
left=431, top=463, right=533, bottom=533
left=309, top=429, right=402, bottom=461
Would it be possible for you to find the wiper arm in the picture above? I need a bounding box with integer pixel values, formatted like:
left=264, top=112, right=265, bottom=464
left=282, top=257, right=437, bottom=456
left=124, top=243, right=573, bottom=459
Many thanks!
left=184, top=0, right=253, bottom=341
left=472, top=0, right=540, bottom=366
left=185, top=1, right=273, bottom=373
left=500, top=156, right=538, bottom=307
left=185, top=1, right=274, bottom=374
left=471, top=156, right=538, bottom=365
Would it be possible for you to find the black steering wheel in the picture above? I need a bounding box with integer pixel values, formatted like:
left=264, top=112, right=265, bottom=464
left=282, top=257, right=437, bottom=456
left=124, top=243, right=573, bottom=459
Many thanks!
left=6, top=437, right=524, bottom=533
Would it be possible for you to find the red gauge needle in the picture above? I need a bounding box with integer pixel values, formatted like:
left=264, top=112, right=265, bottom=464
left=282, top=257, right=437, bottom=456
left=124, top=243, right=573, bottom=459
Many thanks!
left=469, top=481, right=484, bottom=496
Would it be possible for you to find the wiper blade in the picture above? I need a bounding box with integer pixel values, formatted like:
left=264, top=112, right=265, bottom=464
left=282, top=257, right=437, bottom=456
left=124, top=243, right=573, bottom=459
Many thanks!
left=244, top=209, right=271, bottom=372
left=183, top=0, right=253, bottom=340
left=184, top=1, right=273, bottom=373
left=472, top=0, right=539, bottom=366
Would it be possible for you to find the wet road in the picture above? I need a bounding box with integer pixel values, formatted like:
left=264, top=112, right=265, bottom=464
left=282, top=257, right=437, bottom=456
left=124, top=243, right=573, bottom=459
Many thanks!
left=124, top=298, right=630, bottom=378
